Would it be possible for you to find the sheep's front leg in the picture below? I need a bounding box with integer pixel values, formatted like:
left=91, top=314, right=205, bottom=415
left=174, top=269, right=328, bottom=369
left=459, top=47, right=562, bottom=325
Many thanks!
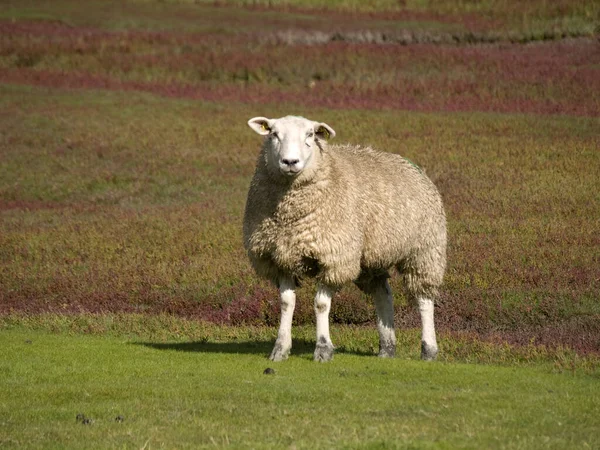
left=418, top=297, right=438, bottom=361
left=374, top=280, right=396, bottom=357
left=313, top=284, right=335, bottom=362
left=269, top=277, right=296, bottom=361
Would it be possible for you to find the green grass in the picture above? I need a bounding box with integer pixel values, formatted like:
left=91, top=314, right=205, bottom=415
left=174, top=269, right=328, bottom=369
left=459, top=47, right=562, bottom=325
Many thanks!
left=1, top=322, right=599, bottom=449
left=4, top=313, right=599, bottom=371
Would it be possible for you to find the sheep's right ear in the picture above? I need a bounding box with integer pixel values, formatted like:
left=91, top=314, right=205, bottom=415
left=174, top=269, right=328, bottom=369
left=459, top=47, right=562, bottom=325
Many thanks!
left=248, top=117, right=272, bottom=136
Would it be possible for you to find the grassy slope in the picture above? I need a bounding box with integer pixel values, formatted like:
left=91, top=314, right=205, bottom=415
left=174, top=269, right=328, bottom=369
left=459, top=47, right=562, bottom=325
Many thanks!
left=1, top=0, right=599, bottom=353
left=4, top=0, right=598, bottom=36
left=1, top=84, right=598, bottom=352
left=1, top=326, right=599, bottom=449
left=2, top=5, right=599, bottom=116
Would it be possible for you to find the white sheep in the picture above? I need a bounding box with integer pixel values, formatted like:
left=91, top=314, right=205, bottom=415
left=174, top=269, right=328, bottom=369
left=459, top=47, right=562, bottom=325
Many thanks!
left=243, top=115, right=446, bottom=362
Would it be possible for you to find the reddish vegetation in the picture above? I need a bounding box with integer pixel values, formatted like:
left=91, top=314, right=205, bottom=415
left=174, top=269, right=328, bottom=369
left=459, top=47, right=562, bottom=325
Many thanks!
left=1, top=10, right=599, bottom=356
left=2, top=277, right=598, bottom=354
left=1, top=21, right=598, bottom=116
left=0, top=199, right=65, bottom=211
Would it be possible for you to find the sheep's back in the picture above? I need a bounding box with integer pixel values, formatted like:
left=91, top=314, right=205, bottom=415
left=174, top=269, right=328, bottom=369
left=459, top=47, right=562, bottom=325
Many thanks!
left=328, top=145, right=446, bottom=271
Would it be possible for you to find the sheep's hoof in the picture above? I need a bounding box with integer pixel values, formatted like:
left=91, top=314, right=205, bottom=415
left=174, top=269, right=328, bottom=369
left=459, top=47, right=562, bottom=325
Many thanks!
left=378, top=343, right=396, bottom=358
left=314, top=342, right=334, bottom=362
left=421, top=341, right=438, bottom=361
left=269, top=341, right=291, bottom=362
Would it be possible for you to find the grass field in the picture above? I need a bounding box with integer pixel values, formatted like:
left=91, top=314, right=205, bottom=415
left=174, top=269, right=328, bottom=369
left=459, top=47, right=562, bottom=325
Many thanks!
left=1, top=0, right=599, bottom=447
left=2, top=318, right=599, bottom=449
left=2, top=84, right=598, bottom=352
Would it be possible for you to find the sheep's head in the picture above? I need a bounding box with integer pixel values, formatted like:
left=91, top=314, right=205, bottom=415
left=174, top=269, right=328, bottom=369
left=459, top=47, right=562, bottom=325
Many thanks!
left=248, top=116, right=336, bottom=180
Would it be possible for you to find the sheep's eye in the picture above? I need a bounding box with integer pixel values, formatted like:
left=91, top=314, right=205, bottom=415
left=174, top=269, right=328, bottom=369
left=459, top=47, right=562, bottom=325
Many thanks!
left=270, top=131, right=280, bottom=140
left=307, top=132, right=314, bottom=139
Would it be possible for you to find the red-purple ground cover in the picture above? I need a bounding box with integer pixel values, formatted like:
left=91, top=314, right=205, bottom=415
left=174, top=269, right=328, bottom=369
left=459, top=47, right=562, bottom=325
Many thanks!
left=1, top=20, right=598, bottom=116
left=2, top=279, right=598, bottom=355
left=1, top=3, right=599, bottom=356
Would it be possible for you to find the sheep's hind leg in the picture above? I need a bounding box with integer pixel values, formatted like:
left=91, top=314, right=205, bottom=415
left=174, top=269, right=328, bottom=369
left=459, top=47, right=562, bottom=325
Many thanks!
left=313, top=284, right=335, bottom=362
left=269, top=277, right=296, bottom=362
left=418, top=297, right=438, bottom=361
left=373, top=280, right=396, bottom=358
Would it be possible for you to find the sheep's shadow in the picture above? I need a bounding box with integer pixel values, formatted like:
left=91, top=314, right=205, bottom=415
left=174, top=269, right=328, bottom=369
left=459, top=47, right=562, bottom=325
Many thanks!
left=137, top=338, right=373, bottom=357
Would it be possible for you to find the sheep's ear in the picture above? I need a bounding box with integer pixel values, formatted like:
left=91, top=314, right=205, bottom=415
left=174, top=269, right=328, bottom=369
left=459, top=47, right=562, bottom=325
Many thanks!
left=248, top=117, right=272, bottom=136
left=314, top=122, right=336, bottom=140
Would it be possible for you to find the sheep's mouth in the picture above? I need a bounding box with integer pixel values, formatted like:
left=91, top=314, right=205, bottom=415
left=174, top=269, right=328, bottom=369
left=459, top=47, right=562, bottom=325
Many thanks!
left=279, top=167, right=302, bottom=176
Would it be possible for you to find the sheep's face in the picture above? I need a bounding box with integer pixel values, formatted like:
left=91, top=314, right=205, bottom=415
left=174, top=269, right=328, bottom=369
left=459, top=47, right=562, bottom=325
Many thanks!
left=248, top=116, right=336, bottom=179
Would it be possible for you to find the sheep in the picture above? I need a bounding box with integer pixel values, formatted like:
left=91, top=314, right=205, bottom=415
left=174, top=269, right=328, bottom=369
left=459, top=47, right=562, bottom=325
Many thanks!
left=243, top=115, right=446, bottom=362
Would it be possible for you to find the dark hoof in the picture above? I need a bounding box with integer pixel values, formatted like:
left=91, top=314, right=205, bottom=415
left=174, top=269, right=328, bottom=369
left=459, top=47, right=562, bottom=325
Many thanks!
left=421, top=341, right=438, bottom=361
left=314, top=342, right=334, bottom=362
left=263, top=367, right=276, bottom=375
left=269, top=341, right=291, bottom=361
left=378, top=342, right=396, bottom=358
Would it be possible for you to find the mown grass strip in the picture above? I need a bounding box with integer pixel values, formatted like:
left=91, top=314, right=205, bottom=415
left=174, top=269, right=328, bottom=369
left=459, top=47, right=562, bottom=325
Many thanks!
left=1, top=325, right=598, bottom=449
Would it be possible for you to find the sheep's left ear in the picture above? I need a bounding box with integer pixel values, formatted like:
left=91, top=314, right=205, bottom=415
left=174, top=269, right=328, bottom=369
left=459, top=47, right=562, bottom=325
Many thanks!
left=314, top=122, right=336, bottom=140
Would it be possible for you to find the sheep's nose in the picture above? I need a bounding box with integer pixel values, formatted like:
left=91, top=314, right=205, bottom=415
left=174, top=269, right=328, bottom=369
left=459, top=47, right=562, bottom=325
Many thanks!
left=282, top=158, right=300, bottom=167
